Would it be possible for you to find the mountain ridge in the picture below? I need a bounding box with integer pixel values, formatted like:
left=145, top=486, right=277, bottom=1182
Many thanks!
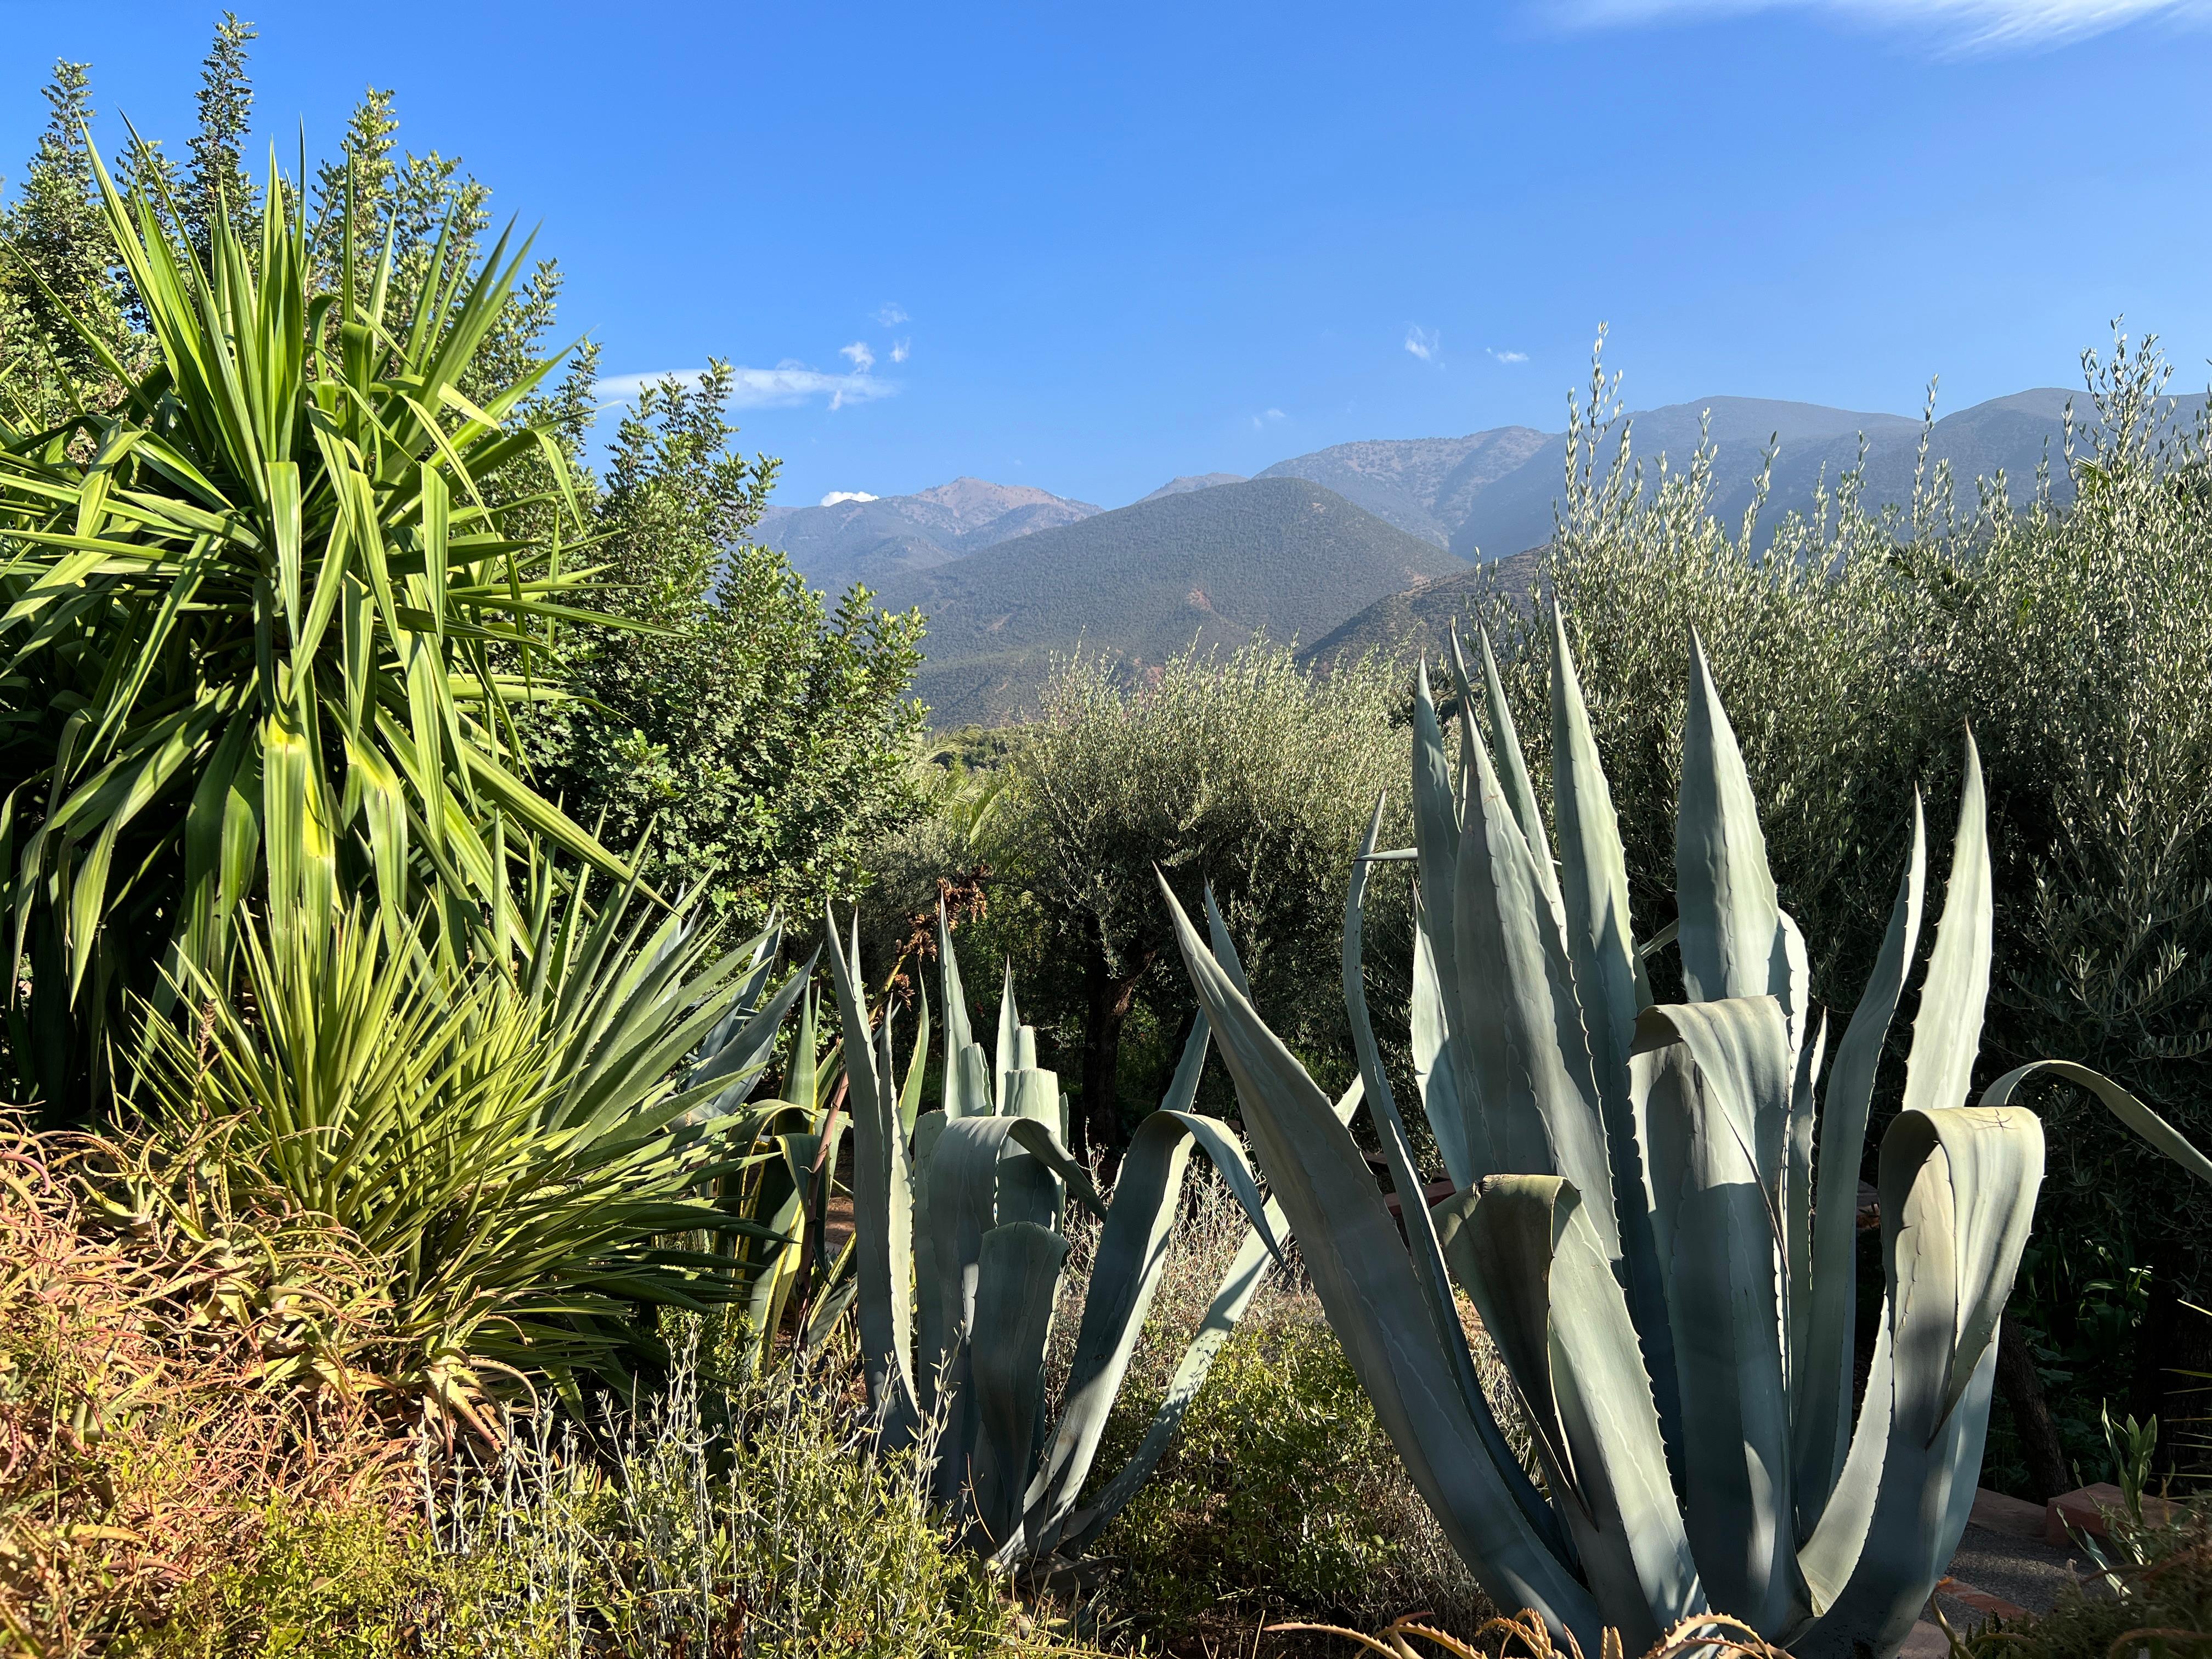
left=871, top=477, right=1466, bottom=726
left=758, top=382, right=2209, bottom=725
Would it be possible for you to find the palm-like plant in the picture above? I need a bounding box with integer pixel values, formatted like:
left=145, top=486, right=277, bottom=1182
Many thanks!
left=0, top=143, right=625, bottom=1113
left=124, top=862, right=806, bottom=1430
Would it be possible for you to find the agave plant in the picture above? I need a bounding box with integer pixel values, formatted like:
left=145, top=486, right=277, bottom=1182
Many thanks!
left=124, top=858, right=807, bottom=1431
left=828, top=899, right=1340, bottom=1564
left=713, top=980, right=855, bottom=1373
left=1164, top=614, right=2047, bottom=1659
left=0, top=143, right=627, bottom=1115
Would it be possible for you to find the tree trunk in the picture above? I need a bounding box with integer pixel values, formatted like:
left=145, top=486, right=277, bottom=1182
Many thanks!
left=1079, top=937, right=1153, bottom=1166
left=1996, top=1316, right=2072, bottom=1500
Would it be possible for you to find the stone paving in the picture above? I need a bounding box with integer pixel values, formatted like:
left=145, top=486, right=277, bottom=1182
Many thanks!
left=1899, top=1487, right=2121, bottom=1657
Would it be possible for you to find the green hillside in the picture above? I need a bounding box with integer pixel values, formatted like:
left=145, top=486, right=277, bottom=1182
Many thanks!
left=1298, top=548, right=1548, bottom=669
left=877, top=477, right=1466, bottom=725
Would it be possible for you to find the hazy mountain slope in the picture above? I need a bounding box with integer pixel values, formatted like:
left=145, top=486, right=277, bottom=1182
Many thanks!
left=1441, top=388, right=2212, bottom=558
left=756, top=476, right=1101, bottom=589
left=1448, top=396, right=1918, bottom=560
left=1139, top=472, right=1246, bottom=501
left=1256, top=426, right=1549, bottom=546
left=877, top=478, right=1468, bottom=726
left=1301, top=550, right=1549, bottom=669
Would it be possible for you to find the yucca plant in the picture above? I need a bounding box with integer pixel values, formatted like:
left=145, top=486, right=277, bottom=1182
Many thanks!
left=829, top=898, right=1334, bottom=1565
left=0, top=142, right=627, bottom=1115
left=122, top=859, right=807, bottom=1431
left=1165, top=614, right=2048, bottom=1659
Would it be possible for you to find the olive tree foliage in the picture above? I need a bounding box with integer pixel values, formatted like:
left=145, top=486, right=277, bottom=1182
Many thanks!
left=1473, top=325, right=2212, bottom=1450
left=527, top=366, right=927, bottom=929
left=985, top=642, right=1409, bottom=1158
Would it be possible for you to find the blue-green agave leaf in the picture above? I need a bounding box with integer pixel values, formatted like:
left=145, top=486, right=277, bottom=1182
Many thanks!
left=1677, top=631, right=1781, bottom=1006
left=1793, top=797, right=1923, bottom=1523
left=1452, top=716, right=1616, bottom=1254
left=1161, top=874, right=1601, bottom=1643
left=1632, top=997, right=1800, bottom=1634
left=1900, top=735, right=1990, bottom=1122
left=1440, top=1174, right=1704, bottom=1652
left=967, top=1221, right=1069, bottom=1549
left=1980, top=1060, right=2212, bottom=1187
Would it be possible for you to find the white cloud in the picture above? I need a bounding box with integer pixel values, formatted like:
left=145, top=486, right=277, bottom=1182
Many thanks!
left=875, top=302, right=909, bottom=326
left=891, top=337, right=911, bottom=363
left=1487, top=347, right=1530, bottom=364
left=820, top=490, right=879, bottom=506
left=1404, top=325, right=1441, bottom=362
left=839, top=340, right=876, bottom=374
left=1552, top=0, right=2210, bottom=50
left=1250, top=407, right=1288, bottom=431
left=595, top=365, right=898, bottom=414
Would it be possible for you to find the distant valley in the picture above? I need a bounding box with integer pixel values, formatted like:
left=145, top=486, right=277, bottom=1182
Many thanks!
left=752, top=384, right=2202, bottom=726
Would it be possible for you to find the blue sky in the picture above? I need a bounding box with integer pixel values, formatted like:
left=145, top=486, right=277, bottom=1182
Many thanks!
left=4, top=1, right=2209, bottom=509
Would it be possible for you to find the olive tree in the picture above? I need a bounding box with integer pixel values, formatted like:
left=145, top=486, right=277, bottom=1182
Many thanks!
left=996, top=641, right=1407, bottom=1158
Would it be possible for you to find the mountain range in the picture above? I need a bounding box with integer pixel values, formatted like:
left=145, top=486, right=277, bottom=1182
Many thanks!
left=754, top=477, right=1101, bottom=593
left=751, top=384, right=2205, bottom=726
left=869, top=478, right=1465, bottom=726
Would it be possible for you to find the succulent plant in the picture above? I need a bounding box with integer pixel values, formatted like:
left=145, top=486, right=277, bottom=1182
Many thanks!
left=827, top=898, right=1327, bottom=1565
left=1162, top=614, right=2046, bottom=1659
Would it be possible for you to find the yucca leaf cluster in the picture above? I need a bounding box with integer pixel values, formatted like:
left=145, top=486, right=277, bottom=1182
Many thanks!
left=0, top=144, right=627, bottom=1112
left=126, top=867, right=809, bottom=1424
left=1167, top=618, right=2047, bottom=1659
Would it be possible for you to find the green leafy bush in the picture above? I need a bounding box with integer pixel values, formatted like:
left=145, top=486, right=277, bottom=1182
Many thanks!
left=885, top=640, right=1410, bottom=1158
left=430, top=1331, right=1069, bottom=1659
left=529, top=366, right=927, bottom=929
left=1068, top=1177, right=1500, bottom=1641
left=111, top=1501, right=542, bottom=1659
left=1092, top=1295, right=1491, bottom=1638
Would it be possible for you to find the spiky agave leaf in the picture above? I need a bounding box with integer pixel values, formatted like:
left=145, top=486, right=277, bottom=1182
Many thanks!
left=837, top=890, right=1314, bottom=1566
left=1163, top=623, right=2048, bottom=1659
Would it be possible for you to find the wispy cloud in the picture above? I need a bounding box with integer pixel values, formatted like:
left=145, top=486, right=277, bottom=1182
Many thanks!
left=595, top=365, right=898, bottom=414
left=1487, top=347, right=1530, bottom=364
left=1404, top=325, right=1441, bottom=362
left=874, top=302, right=909, bottom=326
left=839, top=340, right=877, bottom=374
left=890, top=337, right=911, bottom=363
left=1553, top=0, right=2210, bottom=50
left=1251, top=407, right=1288, bottom=431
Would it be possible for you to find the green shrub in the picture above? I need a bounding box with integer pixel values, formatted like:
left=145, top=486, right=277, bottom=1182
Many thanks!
left=112, top=1502, right=544, bottom=1659
left=430, top=1331, right=1069, bottom=1659
left=1091, top=1296, right=1491, bottom=1637
left=1067, top=1178, right=1498, bottom=1640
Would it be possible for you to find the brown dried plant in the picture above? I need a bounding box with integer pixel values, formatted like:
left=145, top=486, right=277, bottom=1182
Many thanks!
left=0, top=1114, right=409, bottom=1656
left=1271, top=1608, right=1799, bottom=1659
